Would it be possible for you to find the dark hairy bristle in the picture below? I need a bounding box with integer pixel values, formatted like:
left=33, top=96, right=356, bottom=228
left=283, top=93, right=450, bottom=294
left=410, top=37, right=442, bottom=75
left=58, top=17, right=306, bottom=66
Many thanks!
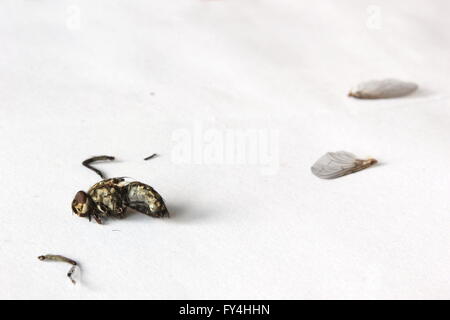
left=144, top=153, right=157, bottom=160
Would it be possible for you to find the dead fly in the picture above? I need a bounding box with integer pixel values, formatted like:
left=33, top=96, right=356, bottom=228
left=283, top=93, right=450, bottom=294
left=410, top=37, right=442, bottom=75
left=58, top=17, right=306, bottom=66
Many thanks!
left=38, top=254, right=78, bottom=284
left=72, top=156, right=169, bottom=224
left=311, top=151, right=377, bottom=179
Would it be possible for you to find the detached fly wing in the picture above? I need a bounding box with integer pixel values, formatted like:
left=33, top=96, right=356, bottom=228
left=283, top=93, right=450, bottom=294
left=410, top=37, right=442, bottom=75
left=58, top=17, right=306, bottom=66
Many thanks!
left=311, top=151, right=358, bottom=179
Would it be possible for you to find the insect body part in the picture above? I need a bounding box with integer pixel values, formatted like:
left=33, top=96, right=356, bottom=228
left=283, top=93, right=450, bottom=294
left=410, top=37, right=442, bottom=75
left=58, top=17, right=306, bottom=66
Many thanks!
left=126, top=181, right=169, bottom=218
left=348, top=79, right=418, bottom=99
left=38, top=254, right=78, bottom=284
left=71, top=178, right=169, bottom=224
left=144, top=153, right=157, bottom=160
left=87, top=178, right=127, bottom=221
left=72, top=191, right=95, bottom=218
left=82, top=155, right=115, bottom=179
left=311, top=151, right=377, bottom=179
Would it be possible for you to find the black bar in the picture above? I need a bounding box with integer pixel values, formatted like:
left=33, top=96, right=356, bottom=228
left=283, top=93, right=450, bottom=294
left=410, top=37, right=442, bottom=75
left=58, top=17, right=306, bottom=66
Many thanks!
left=0, top=300, right=447, bottom=319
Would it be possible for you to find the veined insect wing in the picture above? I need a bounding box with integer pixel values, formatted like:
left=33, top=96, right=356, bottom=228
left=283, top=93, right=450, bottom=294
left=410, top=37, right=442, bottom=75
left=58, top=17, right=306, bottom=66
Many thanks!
left=311, top=151, right=376, bottom=179
left=311, top=151, right=357, bottom=179
left=349, top=78, right=418, bottom=99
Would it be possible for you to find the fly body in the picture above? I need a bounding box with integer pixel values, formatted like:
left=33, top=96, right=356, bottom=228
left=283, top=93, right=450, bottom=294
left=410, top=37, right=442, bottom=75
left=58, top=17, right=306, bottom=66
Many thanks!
left=87, top=178, right=128, bottom=220
left=72, top=177, right=169, bottom=224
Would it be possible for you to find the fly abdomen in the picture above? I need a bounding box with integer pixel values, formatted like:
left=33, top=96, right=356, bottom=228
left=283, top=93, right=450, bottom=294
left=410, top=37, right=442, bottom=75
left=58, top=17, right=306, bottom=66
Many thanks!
left=125, top=181, right=169, bottom=218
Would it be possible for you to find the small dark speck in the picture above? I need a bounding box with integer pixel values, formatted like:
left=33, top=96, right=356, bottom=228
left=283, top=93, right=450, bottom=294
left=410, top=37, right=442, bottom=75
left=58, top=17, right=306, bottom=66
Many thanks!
left=144, top=153, right=158, bottom=160
left=150, top=92, right=155, bottom=96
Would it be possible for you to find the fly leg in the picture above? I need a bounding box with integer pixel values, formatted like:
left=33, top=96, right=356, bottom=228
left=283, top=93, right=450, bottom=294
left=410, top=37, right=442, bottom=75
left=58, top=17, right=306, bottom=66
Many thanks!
left=82, top=155, right=115, bottom=179
left=144, top=153, right=157, bottom=160
left=92, top=213, right=103, bottom=224
left=86, top=209, right=103, bottom=224
left=111, top=206, right=126, bottom=219
left=67, top=265, right=77, bottom=284
left=38, top=254, right=79, bottom=284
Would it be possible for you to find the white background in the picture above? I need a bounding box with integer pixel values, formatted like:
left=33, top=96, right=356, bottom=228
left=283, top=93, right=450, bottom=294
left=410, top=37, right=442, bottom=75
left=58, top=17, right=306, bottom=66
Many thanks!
left=1, top=0, right=450, bottom=299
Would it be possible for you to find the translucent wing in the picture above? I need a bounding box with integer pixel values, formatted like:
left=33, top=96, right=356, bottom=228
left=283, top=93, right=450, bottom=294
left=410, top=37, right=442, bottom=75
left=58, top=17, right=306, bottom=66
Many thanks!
left=311, top=151, right=358, bottom=179
left=349, top=79, right=418, bottom=99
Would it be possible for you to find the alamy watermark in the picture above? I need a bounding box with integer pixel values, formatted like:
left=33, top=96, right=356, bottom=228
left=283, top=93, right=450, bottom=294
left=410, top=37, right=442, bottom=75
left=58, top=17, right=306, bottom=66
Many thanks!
left=66, top=5, right=81, bottom=30
left=366, top=5, right=382, bottom=30
left=171, top=121, right=279, bottom=175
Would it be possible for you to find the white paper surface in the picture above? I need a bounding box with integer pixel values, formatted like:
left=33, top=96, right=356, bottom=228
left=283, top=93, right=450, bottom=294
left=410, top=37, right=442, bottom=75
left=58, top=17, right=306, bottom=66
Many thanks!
left=1, top=0, right=450, bottom=299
